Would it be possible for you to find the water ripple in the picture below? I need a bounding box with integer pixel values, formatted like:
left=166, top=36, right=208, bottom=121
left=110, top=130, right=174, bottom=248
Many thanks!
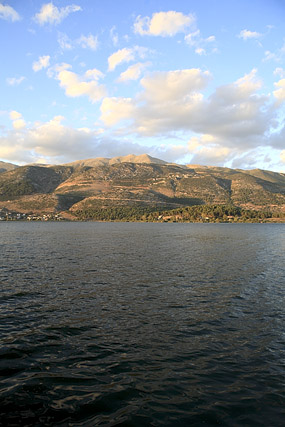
left=0, top=222, right=284, bottom=426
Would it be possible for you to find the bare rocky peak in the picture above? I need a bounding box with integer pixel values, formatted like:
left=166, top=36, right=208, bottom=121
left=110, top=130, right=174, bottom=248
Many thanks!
left=109, top=154, right=167, bottom=165
left=66, top=154, right=169, bottom=168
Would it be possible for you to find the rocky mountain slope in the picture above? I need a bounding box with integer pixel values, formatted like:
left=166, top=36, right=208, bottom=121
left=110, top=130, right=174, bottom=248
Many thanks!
left=0, top=161, right=18, bottom=173
left=0, top=155, right=284, bottom=215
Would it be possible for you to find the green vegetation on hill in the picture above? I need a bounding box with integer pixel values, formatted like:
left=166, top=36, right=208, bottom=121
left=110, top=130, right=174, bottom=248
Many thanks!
left=73, top=204, right=284, bottom=222
left=0, top=180, right=35, bottom=199
left=74, top=206, right=159, bottom=221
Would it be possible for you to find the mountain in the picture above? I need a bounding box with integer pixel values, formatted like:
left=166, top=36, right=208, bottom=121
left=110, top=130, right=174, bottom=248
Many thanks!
left=0, top=154, right=284, bottom=217
left=66, top=154, right=168, bottom=168
left=0, top=161, right=18, bottom=173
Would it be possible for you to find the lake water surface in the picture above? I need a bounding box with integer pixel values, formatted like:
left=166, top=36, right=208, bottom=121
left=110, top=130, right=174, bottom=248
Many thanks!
left=0, top=222, right=285, bottom=426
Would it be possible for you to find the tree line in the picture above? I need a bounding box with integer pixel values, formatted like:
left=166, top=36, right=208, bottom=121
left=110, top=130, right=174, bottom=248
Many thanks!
left=73, top=204, right=285, bottom=222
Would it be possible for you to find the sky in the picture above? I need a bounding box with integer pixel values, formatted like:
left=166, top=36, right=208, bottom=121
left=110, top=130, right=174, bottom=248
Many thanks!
left=1, top=0, right=285, bottom=171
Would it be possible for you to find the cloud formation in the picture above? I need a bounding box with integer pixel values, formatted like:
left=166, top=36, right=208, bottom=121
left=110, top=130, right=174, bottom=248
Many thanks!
left=108, top=48, right=135, bottom=71
left=110, top=69, right=268, bottom=143
left=100, top=68, right=212, bottom=134
left=264, top=42, right=285, bottom=62
left=58, top=32, right=73, bottom=50
left=6, top=76, right=25, bottom=86
left=0, top=3, right=20, bottom=21
left=140, top=68, right=210, bottom=103
left=134, top=11, right=194, bottom=36
left=0, top=114, right=155, bottom=164
left=77, top=34, right=98, bottom=50
left=274, top=67, right=285, bottom=78
left=54, top=66, right=106, bottom=102
left=238, top=29, right=262, bottom=40
left=99, top=68, right=283, bottom=166
left=10, top=111, right=22, bottom=120
left=110, top=26, right=119, bottom=46
left=108, top=46, right=149, bottom=71
left=34, top=2, right=81, bottom=26
left=117, top=62, right=150, bottom=82
left=1, top=103, right=284, bottom=169
left=1, top=5, right=284, bottom=171
left=273, top=78, right=285, bottom=103
left=100, top=97, right=135, bottom=126
left=1, top=115, right=98, bottom=163
left=9, top=111, right=26, bottom=130
left=185, top=30, right=216, bottom=55
left=58, top=32, right=99, bottom=51
left=188, top=136, right=231, bottom=166
left=33, top=55, right=51, bottom=72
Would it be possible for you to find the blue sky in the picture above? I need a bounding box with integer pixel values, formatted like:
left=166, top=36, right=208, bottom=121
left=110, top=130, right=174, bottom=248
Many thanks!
left=1, top=0, right=285, bottom=170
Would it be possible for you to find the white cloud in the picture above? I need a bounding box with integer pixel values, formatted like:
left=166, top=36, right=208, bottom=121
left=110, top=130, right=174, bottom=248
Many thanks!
left=9, top=111, right=26, bottom=129
left=184, top=30, right=200, bottom=46
left=140, top=68, right=211, bottom=104
left=234, top=68, right=262, bottom=94
left=273, top=78, right=285, bottom=103
left=1, top=108, right=284, bottom=169
left=189, top=142, right=231, bottom=166
left=57, top=32, right=98, bottom=51
left=28, top=116, right=84, bottom=156
left=117, top=62, right=150, bottom=82
left=134, top=11, right=194, bottom=36
left=58, top=32, right=73, bottom=50
left=0, top=114, right=154, bottom=164
left=263, top=42, right=285, bottom=62
left=108, top=46, right=151, bottom=72
left=100, top=97, right=135, bottom=126
left=77, top=34, right=98, bottom=50
left=6, top=76, right=25, bottom=86
left=12, top=119, right=26, bottom=130
left=238, top=29, right=262, bottom=40
left=195, top=48, right=206, bottom=55
left=108, top=48, right=135, bottom=71
left=10, top=111, right=22, bottom=120
left=185, top=29, right=217, bottom=55
left=195, top=70, right=269, bottom=141
left=101, top=68, right=211, bottom=135
left=0, top=3, right=20, bottom=22
left=206, top=36, right=216, bottom=43
left=99, top=68, right=281, bottom=166
left=264, top=50, right=276, bottom=62
left=55, top=66, right=106, bottom=102
left=84, top=69, right=103, bottom=80
left=34, top=2, right=81, bottom=26
left=47, top=62, right=71, bottom=78
left=110, top=26, right=119, bottom=46
left=33, top=55, right=50, bottom=72
left=1, top=115, right=98, bottom=163
left=274, top=68, right=285, bottom=78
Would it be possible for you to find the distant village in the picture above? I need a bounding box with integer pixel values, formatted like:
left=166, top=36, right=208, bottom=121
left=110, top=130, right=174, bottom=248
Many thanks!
left=0, top=208, right=64, bottom=221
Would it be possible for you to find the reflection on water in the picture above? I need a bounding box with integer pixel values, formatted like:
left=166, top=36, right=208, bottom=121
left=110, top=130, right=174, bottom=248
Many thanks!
left=0, top=222, right=285, bottom=426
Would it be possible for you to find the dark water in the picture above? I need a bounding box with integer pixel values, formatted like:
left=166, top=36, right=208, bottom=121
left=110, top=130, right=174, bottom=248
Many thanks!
left=0, top=222, right=284, bottom=426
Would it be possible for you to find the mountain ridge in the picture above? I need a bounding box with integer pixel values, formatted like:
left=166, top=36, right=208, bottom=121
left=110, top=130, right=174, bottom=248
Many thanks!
left=0, top=154, right=284, bottom=218
left=0, top=161, right=19, bottom=173
left=65, top=153, right=169, bottom=168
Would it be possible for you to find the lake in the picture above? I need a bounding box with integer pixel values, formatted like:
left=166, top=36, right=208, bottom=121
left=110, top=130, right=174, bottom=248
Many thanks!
left=0, top=222, right=284, bottom=426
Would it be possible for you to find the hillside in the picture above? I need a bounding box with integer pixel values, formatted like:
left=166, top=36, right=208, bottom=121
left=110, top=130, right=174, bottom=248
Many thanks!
left=0, top=154, right=284, bottom=218
left=0, top=160, right=18, bottom=173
